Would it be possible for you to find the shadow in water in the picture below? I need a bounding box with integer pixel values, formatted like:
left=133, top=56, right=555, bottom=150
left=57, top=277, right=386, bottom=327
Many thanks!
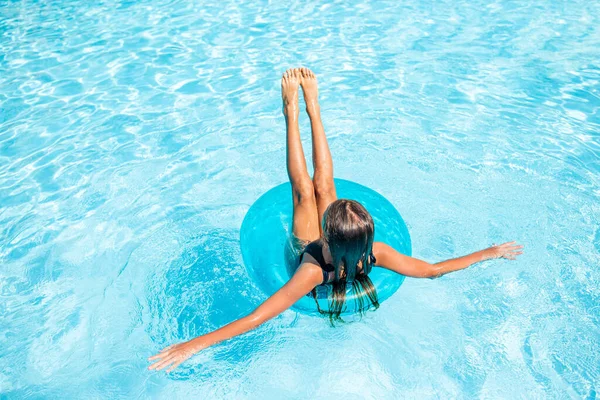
left=145, top=228, right=284, bottom=379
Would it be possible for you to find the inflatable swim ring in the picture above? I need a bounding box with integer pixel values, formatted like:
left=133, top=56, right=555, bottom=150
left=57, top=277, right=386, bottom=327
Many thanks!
left=240, top=178, right=411, bottom=315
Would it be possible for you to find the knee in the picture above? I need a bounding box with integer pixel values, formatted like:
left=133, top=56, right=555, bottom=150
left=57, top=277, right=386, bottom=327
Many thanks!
left=293, top=180, right=315, bottom=203
left=313, top=176, right=335, bottom=198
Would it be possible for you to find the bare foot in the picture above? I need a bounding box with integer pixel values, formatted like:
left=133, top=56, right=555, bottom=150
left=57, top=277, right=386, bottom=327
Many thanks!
left=281, top=68, right=300, bottom=119
left=298, top=67, right=320, bottom=117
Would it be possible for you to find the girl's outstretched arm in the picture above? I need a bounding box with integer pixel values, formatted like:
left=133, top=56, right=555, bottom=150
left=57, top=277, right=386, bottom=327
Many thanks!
left=373, top=241, right=523, bottom=279
left=148, top=263, right=323, bottom=372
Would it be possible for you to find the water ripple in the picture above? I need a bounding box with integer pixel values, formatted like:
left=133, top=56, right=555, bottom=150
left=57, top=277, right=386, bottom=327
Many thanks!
left=1, top=0, right=599, bottom=398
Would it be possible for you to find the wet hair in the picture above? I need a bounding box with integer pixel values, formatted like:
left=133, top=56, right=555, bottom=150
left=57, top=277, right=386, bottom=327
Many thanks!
left=313, top=199, right=380, bottom=324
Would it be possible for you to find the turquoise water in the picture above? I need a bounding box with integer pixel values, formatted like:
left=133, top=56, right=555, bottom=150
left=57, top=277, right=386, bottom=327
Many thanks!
left=1, top=0, right=599, bottom=398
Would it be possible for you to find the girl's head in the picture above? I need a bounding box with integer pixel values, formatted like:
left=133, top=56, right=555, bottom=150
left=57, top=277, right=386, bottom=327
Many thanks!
left=318, top=199, right=379, bottom=323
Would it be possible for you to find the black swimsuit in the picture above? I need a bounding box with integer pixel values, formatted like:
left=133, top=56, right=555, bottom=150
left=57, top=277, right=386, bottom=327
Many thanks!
left=299, top=239, right=336, bottom=284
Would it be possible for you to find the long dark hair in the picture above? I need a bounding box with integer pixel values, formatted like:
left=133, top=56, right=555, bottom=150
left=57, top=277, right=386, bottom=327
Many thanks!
left=314, top=199, right=380, bottom=323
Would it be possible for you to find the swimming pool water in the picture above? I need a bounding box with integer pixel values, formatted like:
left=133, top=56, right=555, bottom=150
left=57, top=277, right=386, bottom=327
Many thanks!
left=1, top=0, right=599, bottom=398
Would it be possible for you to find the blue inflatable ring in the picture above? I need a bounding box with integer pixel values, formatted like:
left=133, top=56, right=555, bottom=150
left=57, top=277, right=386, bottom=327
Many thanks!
left=240, top=178, right=411, bottom=315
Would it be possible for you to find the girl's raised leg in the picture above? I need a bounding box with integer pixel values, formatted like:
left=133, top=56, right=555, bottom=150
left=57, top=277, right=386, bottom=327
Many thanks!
left=299, top=68, right=337, bottom=229
left=282, top=69, right=320, bottom=242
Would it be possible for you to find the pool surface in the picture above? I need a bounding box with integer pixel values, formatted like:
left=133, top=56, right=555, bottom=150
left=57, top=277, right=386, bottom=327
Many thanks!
left=1, top=0, right=599, bottom=398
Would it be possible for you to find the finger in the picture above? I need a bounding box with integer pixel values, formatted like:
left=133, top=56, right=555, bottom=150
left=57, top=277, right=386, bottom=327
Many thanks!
left=148, top=359, right=165, bottom=370
left=148, top=347, right=173, bottom=361
left=166, top=359, right=186, bottom=373
left=148, top=353, right=176, bottom=370
left=501, top=245, right=523, bottom=251
left=148, top=353, right=165, bottom=361
left=148, top=356, right=169, bottom=370
left=160, top=344, right=176, bottom=353
left=149, top=355, right=176, bottom=371
left=502, top=247, right=522, bottom=253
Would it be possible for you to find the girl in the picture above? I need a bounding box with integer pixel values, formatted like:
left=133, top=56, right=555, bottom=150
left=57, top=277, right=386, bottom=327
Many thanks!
left=148, top=68, right=523, bottom=372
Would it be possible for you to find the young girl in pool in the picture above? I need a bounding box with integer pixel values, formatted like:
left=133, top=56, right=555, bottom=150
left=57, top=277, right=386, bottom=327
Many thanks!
left=148, top=68, right=523, bottom=372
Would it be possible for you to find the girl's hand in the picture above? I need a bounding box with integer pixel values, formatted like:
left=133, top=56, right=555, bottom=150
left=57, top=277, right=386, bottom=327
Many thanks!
left=148, top=338, right=208, bottom=372
left=485, top=241, right=524, bottom=260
